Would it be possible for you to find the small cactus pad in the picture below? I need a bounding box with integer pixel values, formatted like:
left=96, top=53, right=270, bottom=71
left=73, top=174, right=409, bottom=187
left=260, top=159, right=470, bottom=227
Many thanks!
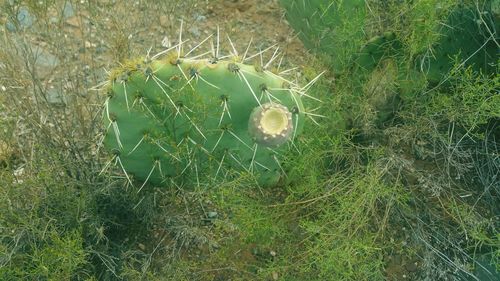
left=102, top=50, right=308, bottom=187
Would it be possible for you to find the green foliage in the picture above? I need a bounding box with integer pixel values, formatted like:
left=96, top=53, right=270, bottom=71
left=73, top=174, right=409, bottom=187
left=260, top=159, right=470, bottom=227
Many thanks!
left=30, top=230, right=87, bottom=280
left=215, top=185, right=286, bottom=245
left=0, top=170, right=90, bottom=280
left=386, top=0, right=457, bottom=57
left=426, top=66, right=500, bottom=134
left=386, top=51, right=499, bottom=281
left=292, top=142, right=408, bottom=279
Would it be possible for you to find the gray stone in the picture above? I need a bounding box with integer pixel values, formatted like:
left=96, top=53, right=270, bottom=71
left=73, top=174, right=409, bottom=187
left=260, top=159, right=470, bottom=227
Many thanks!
left=62, top=2, right=75, bottom=19
left=31, top=45, right=60, bottom=77
left=95, top=45, right=107, bottom=54
left=46, top=87, right=66, bottom=106
left=5, top=6, right=35, bottom=32
left=5, top=21, right=16, bottom=32
left=17, top=7, right=35, bottom=28
left=195, top=14, right=207, bottom=22
left=9, top=38, right=60, bottom=78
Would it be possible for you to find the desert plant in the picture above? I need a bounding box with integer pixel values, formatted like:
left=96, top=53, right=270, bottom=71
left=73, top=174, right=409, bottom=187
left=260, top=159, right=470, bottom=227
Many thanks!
left=101, top=30, right=323, bottom=187
left=416, top=0, right=498, bottom=84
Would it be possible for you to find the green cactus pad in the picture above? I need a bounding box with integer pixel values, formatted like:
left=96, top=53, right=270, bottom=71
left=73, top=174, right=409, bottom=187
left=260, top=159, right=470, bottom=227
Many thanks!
left=420, top=3, right=498, bottom=83
left=279, top=0, right=367, bottom=73
left=103, top=54, right=306, bottom=187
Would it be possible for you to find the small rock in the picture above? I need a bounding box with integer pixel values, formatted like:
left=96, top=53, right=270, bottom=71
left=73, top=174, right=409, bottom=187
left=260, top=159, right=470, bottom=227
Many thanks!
left=272, top=271, right=279, bottom=280
left=95, top=45, right=107, bottom=54
left=194, top=14, right=207, bottom=22
left=189, top=27, right=201, bottom=37
left=30, top=45, right=59, bottom=78
left=46, top=87, right=66, bottom=106
left=13, top=166, right=24, bottom=184
left=207, top=211, right=218, bottom=219
left=62, top=2, right=75, bottom=19
left=161, top=36, right=170, bottom=48
left=6, top=6, right=35, bottom=32
left=17, top=7, right=35, bottom=28
left=85, top=41, right=96, bottom=48
left=405, top=261, right=418, bottom=272
left=5, top=21, right=16, bottom=32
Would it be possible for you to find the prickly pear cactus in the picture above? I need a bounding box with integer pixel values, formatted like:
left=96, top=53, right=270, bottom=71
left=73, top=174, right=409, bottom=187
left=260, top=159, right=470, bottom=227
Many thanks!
left=279, top=0, right=367, bottom=73
left=420, top=2, right=498, bottom=83
left=101, top=37, right=311, bottom=187
left=354, top=32, right=403, bottom=73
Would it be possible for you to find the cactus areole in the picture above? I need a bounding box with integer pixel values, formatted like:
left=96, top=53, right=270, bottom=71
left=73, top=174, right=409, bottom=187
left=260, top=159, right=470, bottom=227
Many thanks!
left=102, top=47, right=310, bottom=187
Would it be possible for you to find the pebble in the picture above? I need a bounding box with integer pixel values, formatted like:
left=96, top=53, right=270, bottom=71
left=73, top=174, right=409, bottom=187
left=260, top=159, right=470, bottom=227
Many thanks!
left=5, top=21, right=16, bottom=32
left=46, top=87, right=66, bottom=106
left=85, top=41, right=97, bottom=48
left=62, top=2, right=75, bottom=19
left=17, top=7, right=35, bottom=28
left=31, top=45, right=60, bottom=78
left=405, top=261, right=418, bottom=272
left=95, top=45, right=107, bottom=54
left=194, top=14, right=207, bottom=22
left=5, top=6, right=35, bottom=32
left=207, top=211, right=218, bottom=219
